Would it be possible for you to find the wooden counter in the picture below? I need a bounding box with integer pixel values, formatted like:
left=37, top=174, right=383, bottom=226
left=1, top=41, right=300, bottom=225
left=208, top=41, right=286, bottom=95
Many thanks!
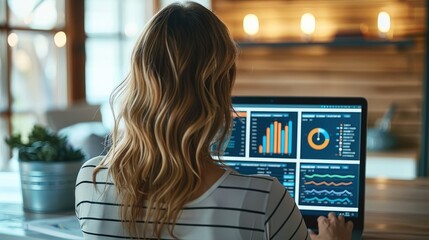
left=363, top=178, right=429, bottom=239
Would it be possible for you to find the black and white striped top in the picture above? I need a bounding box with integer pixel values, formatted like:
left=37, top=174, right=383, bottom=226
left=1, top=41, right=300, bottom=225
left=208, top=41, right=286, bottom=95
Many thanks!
left=75, top=157, right=310, bottom=239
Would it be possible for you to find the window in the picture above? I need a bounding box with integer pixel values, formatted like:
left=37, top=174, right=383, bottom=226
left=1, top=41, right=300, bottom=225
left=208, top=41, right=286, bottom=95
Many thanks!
left=84, top=0, right=211, bottom=104
left=84, top=0, right=153, bottom=104
left=0, top=0, right=67, bottom=167
left=0, top=0, right=213, bottom=167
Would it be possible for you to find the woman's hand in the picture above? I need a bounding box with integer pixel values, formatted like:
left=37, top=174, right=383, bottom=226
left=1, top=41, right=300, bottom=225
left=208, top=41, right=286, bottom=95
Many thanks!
left=310, top=212, right=354, bottom=240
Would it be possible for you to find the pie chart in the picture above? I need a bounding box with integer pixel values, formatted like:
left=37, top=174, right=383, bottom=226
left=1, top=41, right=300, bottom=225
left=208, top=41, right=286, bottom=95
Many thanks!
left=307, top=128, right=330, bottom=150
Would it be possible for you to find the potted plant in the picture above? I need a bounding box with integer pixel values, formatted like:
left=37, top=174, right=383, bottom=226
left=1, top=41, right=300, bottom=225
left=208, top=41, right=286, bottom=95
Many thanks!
left=5, top=125, right=84, bottom=213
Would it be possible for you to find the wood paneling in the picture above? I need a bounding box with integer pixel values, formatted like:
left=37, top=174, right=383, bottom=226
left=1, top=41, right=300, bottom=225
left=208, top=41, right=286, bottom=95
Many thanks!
left=214, top=0, right=426, bottom=149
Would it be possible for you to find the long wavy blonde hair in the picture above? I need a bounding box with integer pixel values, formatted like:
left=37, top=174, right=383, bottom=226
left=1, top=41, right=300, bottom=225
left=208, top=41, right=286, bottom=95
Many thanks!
left=94, top=1, right=237, bottom=239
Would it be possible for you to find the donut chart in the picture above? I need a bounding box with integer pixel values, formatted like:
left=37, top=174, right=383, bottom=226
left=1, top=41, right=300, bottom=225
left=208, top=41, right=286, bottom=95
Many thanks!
left=308, top=128, right=330, bottom=150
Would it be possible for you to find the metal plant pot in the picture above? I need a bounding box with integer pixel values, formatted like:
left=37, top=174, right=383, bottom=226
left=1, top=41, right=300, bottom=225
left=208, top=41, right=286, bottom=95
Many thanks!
left=19, top=160, right=83, bottom=213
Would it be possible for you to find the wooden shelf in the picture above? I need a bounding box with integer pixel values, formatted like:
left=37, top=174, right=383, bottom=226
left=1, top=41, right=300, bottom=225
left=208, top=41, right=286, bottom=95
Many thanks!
left=236, top=38, right=414, bottom=48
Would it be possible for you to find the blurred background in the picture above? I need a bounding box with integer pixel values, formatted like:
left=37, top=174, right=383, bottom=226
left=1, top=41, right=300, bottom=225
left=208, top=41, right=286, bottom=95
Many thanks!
left=0, top=0, right=427, bottom=179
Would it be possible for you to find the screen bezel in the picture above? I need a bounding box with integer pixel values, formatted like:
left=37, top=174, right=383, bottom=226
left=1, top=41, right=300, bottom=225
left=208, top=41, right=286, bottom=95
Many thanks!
left=231, top=96, right=367, bottom=232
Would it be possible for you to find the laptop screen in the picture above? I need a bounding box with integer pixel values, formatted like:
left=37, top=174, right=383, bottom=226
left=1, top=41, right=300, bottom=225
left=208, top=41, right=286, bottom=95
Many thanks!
left=220, top=96, right=367, bottom=230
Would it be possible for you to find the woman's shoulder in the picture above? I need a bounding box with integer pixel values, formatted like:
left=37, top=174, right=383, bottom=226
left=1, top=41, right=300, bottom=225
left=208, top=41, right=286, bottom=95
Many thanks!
left=225, top=171, right=277, bottom=185
left=81, top=156, right=105, bottom=168
left=77, top=156, right=109, bottom=182
left=222, top=171, right=288, bottom=199
left=220, top=170, right=280, bottom=196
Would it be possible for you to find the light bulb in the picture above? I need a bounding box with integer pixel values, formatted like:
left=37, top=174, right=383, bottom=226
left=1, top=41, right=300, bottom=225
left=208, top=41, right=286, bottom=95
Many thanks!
left=301, top=13, right=316, bottom=35
left=8, top=33, right=19, bottom=47
left=243, top=14, right=259, bottom=36
left=378, top=11, right=391, bottom=34
left=54, top=31, right=67, bottom=48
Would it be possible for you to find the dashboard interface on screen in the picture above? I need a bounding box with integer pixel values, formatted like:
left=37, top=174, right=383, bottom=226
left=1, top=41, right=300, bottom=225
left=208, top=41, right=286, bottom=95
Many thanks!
left=220, top=101, right=364, bottom=218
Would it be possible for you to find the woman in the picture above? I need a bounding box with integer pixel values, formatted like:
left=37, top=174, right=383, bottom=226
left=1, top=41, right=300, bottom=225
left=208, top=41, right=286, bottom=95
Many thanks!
left=75, top=1, right=353, bottom=239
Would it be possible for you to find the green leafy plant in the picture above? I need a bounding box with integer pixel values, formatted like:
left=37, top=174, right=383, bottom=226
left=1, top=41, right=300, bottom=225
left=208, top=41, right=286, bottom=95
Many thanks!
left=4, top=125, right=84, bottom=162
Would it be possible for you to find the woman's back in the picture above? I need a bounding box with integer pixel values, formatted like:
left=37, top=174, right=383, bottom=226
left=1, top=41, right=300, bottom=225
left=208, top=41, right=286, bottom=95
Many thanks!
left=75, top=1, right=353, bottom=239
left=76, top=157, right=310, bottom=239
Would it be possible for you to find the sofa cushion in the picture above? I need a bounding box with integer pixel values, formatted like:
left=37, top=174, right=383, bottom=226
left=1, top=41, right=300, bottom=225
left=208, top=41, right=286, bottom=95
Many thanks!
left=59, top=122, right=109, bottom=160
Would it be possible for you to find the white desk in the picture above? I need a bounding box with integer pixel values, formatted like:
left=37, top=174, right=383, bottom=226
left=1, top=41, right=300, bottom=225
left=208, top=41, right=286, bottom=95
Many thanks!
left=0, top=172, right=78, bottom=239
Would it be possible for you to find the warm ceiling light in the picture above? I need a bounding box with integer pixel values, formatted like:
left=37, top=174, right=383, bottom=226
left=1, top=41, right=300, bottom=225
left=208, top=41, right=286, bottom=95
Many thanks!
left=54, top=31, right=67, bottom=47
left=301, top=13, right=316, bottom=35
left=378, top=11, right=391, bottom=34
left=243, top=14, right=259, bottom=36
left=8, top=33, right=19, bottom=47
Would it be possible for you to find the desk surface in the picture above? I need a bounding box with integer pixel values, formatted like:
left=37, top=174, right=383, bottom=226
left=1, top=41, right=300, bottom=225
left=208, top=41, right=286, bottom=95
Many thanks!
left=363, top=178, right=429, bottom=240
left=1, top=172, right=428, bottom=239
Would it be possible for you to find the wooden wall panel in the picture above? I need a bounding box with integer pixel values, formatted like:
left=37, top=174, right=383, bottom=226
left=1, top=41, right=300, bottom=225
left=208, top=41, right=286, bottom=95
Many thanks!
left=214, top=0, right=425, bottom=41
left=213, top=0, right=426, bottom=149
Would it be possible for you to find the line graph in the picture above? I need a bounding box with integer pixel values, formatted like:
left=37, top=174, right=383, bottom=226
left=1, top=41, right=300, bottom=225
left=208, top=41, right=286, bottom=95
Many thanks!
left=304, top=189, right=353, bottom=196
left=304, top=181, right=353, bottom=186
left=299, top=163, right=359, bottom=207
left=304, top=174, right=355, bottom=179
left=303, top=197, right=352, bottom=204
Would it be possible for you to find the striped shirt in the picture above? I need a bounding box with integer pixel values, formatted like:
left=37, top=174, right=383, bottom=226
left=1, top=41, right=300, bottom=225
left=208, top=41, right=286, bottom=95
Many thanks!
left=75, top=156, right=310, bottom=239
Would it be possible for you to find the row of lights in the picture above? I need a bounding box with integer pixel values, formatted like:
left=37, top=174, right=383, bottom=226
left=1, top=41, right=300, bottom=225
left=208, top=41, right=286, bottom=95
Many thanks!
left=7, top=31, right=67, bottom=48
left=6, top=11, right=392, bottom=47
left=243, top=11, right=392, bottom=39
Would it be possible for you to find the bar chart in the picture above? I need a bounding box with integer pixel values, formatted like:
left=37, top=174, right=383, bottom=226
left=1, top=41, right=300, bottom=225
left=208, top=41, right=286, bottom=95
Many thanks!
left=257, top=120, right=293, bottom=154
left=250, top=112, right=297, bottom=158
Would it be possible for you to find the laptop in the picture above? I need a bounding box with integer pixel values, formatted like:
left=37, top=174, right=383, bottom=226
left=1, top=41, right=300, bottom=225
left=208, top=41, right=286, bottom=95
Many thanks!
left=221, top=96, right=367, bottom=239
